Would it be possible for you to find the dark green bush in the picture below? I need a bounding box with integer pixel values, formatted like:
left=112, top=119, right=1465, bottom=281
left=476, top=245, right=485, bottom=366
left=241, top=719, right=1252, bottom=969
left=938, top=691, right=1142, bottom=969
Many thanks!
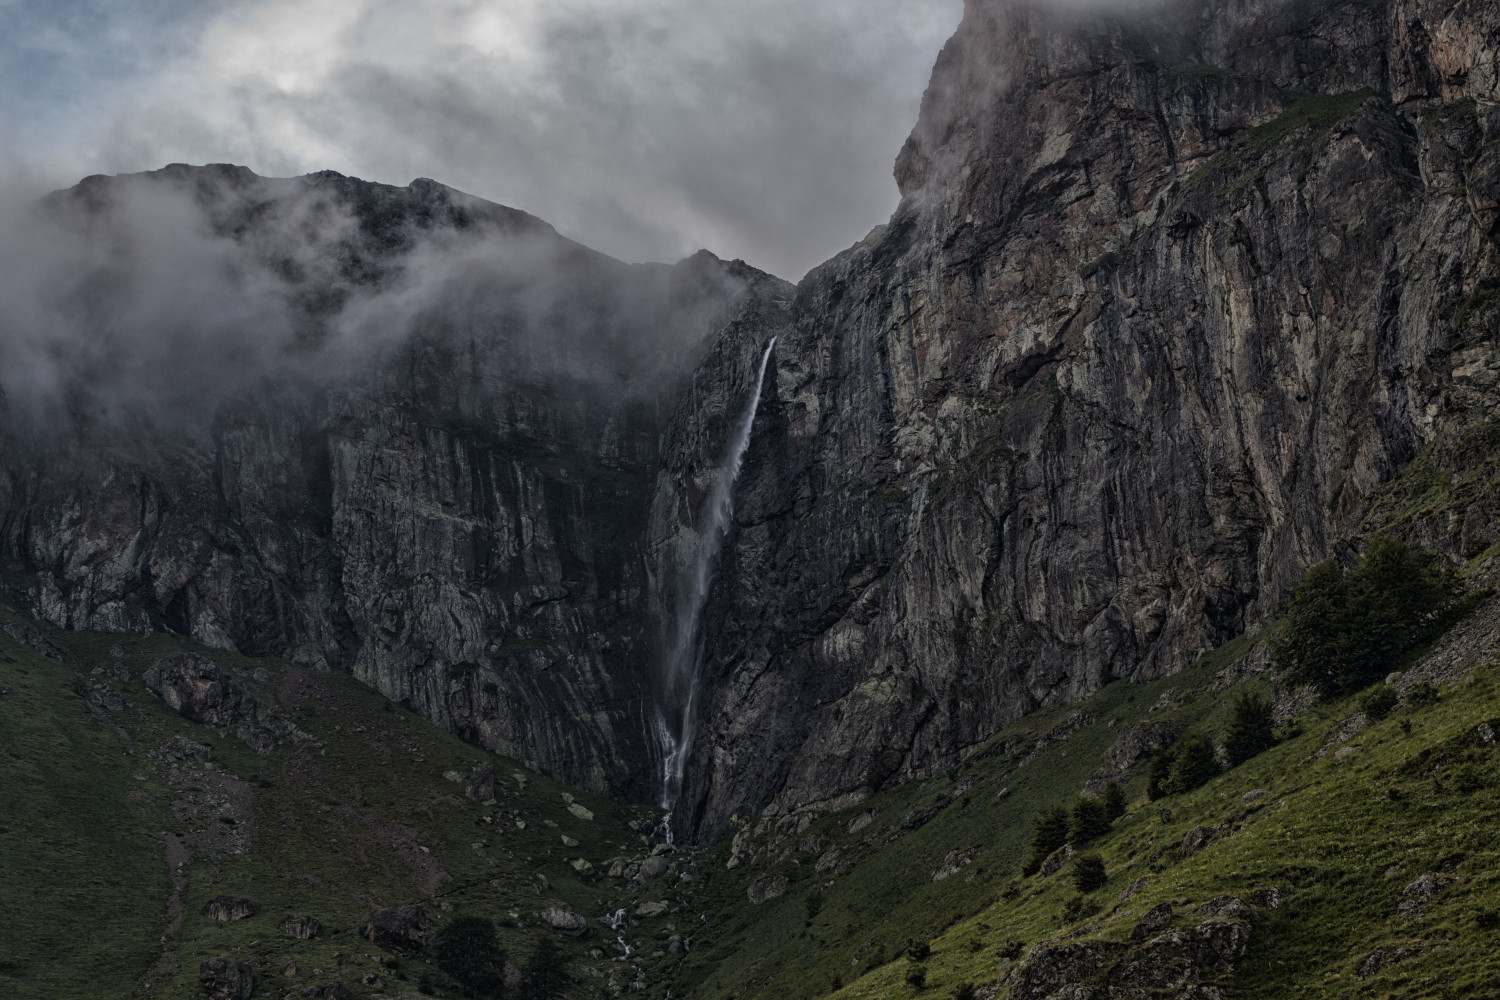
left=804, top=890, right=824, bottom=922
left=1068, top=796, right=1111, bottom=843
left=1407, top=680, right=1441, bottom=708
left=1023, top=804, right=1071, bottom=875
left=1071, top=853, right=1107, bottom=893
left=904, top=938, right=931, bottom=962
left=1359, top=685, right=1399, bottom=722
left=1223, top=691, right=1275, bottom=766
left=905, top=965, right=927, bottom=990
left=950, top=981, right=976, bottom=1000
left=996, top=940, right=1025, bottom=961
left=1166, top=733, right=1219, bottom=795
left=1271, top=537, right=1469, bottom=698
left=1102, top=781, right=1126, bottom=821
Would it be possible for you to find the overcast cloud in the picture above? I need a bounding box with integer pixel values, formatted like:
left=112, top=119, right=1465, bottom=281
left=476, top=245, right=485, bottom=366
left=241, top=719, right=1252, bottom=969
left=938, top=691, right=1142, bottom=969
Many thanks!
left=3, top=0, right=963, bottom=279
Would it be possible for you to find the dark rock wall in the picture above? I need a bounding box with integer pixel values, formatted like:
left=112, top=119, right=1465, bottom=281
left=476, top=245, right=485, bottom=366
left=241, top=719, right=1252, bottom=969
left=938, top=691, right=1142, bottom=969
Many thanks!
left=660, top=0, right=1500, bottom=839
left=0, top=166, right=785, bottom=798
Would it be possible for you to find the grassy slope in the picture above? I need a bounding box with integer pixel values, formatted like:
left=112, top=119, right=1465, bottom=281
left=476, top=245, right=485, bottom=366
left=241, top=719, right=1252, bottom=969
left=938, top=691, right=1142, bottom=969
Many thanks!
left=653, top=617, right=1500, bottom=1000
left=0, top=602, right=657, bottom=1000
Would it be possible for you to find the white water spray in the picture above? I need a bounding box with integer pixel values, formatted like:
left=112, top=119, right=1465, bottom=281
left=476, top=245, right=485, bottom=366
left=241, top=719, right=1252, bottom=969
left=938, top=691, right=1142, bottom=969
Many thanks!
left=652, top=338, right=777, bottom=828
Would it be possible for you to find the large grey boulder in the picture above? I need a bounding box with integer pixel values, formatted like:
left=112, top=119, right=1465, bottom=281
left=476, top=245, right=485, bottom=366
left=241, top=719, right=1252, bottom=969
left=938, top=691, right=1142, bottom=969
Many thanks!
left=362, top=905, right=429, bottom=952
left=199, top=958, right=255, bottom=1000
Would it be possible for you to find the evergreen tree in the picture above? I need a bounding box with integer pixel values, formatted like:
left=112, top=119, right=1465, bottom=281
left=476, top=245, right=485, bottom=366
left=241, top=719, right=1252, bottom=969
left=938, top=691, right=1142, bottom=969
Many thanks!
left=1102, top=781, right=1126, bottom=821
left=517, top=937, right=571, bottom=1000
left=1271, top=537, right=1467, bottom=698
left=431, top=915, right=505, bottom=999
left=1146, top=747, right=1176, bottom=801
left=1022, top=803, right=1071, bottom=875
left=1166, top=733, right=1218, bottom=795
left=1223, top=692, right=1275, bottom=766
left=1068, top=795, right=1111, bottom=843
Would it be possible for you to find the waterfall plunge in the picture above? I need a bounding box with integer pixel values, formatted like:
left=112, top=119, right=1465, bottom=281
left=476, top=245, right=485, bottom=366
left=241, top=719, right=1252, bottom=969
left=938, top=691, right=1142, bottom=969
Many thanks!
left=653, top=338, right=777, bottom=827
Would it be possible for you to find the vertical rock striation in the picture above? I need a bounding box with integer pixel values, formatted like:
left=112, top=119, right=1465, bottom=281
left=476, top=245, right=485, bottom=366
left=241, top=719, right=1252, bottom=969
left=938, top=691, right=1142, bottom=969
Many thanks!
left=0, top=165, right=788, bottom=797
left=659, top=0, right=1500, bottom=839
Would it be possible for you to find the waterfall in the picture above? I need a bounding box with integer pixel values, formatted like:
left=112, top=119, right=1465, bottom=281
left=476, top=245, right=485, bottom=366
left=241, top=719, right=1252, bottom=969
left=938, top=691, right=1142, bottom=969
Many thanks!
left=653, top=337, right=777, bottom=826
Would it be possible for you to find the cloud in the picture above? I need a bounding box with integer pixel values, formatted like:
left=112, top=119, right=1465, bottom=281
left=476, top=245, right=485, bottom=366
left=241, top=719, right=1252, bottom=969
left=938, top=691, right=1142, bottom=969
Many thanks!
left=7, top=0, right=962, bottom=279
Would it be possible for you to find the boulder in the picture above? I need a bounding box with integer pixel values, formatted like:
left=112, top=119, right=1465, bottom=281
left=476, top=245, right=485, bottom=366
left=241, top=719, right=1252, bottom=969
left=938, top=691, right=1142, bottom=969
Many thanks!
left=465, top=763, right=496, bottom=801
left=747, top=875, right=789, bottom=904
left=541, top=906, right=589, bottom=936
left=1398, top=873, right=1450, bottom=921
left=639, top=856, right=670, bottom=880
left=363, top=905, right=429, bottom=952
left=567, top=802, right=595, bottom=822
left=202, top=896, right=257, bottom=922
left=1039, top=844, right=1074, bottom=877
left=1180, top=826, right=1214, bottom=857
left=281, top=914, right=322, bottom=940
left=1240, top=788, right=1269, bottom=805
left=635, top=900, right=670, bottom=918
left=199, top=958, right=255, bottom=1000
left=144, top=654, right=256, bottom=728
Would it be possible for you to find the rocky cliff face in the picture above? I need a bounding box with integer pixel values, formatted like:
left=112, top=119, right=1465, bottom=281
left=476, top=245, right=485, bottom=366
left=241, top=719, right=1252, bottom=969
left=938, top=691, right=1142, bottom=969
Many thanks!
left=5, top=0, right=1499, bottom=841
left=661, top=0, right=1500, bottom=839
left=0, top=164, right=786, bottom=797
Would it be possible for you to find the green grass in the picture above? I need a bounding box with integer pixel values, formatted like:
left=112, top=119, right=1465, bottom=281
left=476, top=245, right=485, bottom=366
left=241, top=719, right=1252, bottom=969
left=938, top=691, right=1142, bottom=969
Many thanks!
left=0, top=603, right=653, bottom=1000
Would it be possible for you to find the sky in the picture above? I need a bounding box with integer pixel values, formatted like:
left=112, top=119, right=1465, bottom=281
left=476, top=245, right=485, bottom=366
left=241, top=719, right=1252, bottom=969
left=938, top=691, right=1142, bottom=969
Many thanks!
left=0, top=0, right=964, bottom=279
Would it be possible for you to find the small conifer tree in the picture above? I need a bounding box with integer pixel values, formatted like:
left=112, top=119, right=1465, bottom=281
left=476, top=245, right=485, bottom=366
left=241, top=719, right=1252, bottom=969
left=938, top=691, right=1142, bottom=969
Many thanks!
left=1223, top=691, right=1275, bottom=766
left=1166, top=733, right=1218, bottom=795
left=1102, top=781, right=1126, bottom=820
left=1068, top=795, right=1111, bottom=843
left=1022, top=803, right=1071, bottom=875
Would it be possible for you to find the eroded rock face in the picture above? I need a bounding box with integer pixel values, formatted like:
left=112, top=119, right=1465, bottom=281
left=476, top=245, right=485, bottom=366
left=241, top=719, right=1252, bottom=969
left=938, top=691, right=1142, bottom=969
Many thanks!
left=0, top=166, right=787, bottom=800
left=661, top=0, right=1500, bottom=841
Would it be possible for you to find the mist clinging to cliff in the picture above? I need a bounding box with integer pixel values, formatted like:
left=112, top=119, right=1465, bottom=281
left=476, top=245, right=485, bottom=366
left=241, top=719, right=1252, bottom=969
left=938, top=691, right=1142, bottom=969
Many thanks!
left=5, top=0, right=965, bottom=280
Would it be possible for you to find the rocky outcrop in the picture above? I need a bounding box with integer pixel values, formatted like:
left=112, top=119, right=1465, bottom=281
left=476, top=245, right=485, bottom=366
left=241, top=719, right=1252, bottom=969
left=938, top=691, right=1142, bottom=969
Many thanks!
left=363, top=905, right=429, bottom=952
left=199, top=958, right=255, bottom=1000
left=0, top=165, right=786, bottom=799
left=1004, top=914, right=1252, bottom=999
left=201, top=896, right=257, bottom=922
left=661, top=0, right=1500, bottom=840
left=281, top=914, right=322, bottom=940
left=145, top=655, right=256, bottom=728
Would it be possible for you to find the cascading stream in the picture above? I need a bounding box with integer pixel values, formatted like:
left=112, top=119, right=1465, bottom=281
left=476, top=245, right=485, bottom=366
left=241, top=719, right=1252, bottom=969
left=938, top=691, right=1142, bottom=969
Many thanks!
left=652, top=337, right=777, bottom=832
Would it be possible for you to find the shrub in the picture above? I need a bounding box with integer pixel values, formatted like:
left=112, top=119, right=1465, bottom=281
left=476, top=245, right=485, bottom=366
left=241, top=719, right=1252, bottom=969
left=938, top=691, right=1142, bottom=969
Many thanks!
left=905, top=965, right=927, bottom=990
left=996, top=940, right=1025, bottom=961
left=1407, top=680, right=1440, bottom=708
left=1060, top=895, right=1100, bottom=923
left=1102, top=781, right=1126, bottom=821
left=430, top=915, right=505, bottom=999
left=905, top=939, right=931, bottom=962
left=1069, top=796, right=1111, bottom=843
left=951, top=981, right=976, bottom=1000
left=1071, top=853, right=1107, bottom=893
left=1270, top=537, right=1468, bottom=698
left=1166, top=733, right=1219, bottom=795
left=1476, top=910, right=1500, bottom=932
left=1023, top=804, right=1071, bottom=875
left=1223, top=691, right=1275, bottom=766
left=1359, top=685, right=1399, bottom=722
left=805, top=890, right=824, bottom=922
